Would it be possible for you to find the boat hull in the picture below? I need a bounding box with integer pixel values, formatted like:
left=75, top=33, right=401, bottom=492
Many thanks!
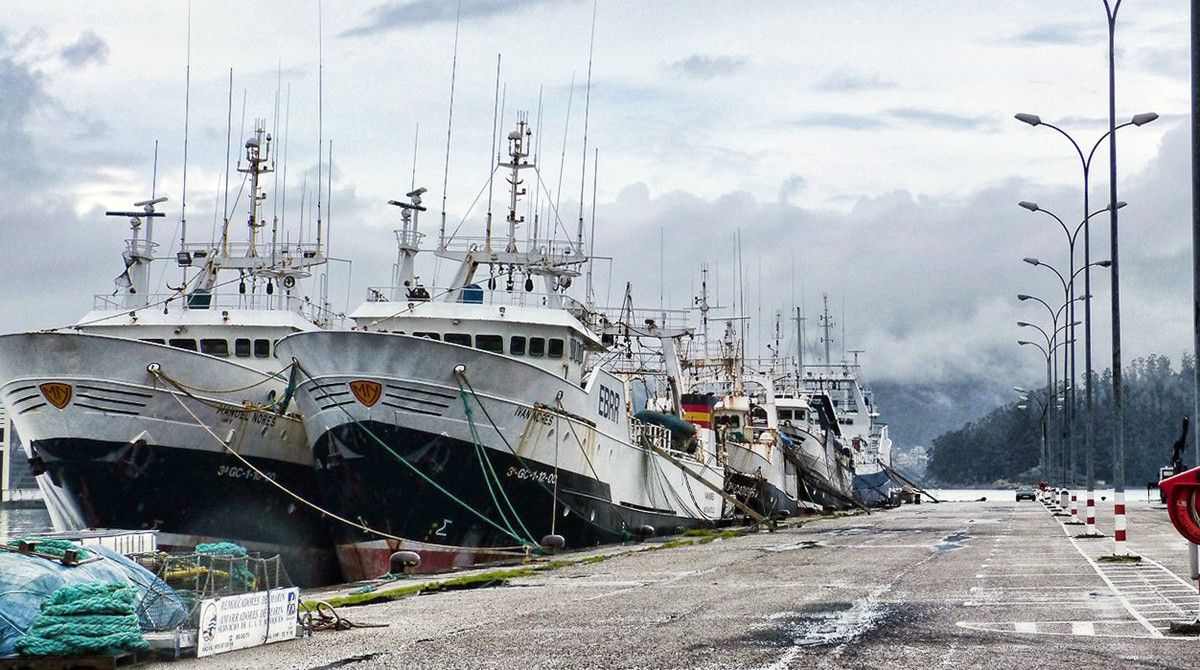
left=724, top=441, right=799, bottom=519
left=278, top=330, right=726, bottom=582
left=852, top=469, right=892, bottom=506
left=0, top=332, right=339, bottom=585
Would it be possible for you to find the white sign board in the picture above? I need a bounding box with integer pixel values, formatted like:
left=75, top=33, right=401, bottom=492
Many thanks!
left=196, top=588, right=299, bottom=658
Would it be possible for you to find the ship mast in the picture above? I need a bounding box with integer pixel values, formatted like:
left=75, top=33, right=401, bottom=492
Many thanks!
left=819, top=293, right=835, bottom=368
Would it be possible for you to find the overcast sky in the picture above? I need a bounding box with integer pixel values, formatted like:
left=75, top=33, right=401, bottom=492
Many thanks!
left=0, top=0, right=1192, bottom=391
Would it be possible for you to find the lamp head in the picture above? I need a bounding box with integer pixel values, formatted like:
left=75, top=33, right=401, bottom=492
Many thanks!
left=1014, top=113, right=1042, bottom=126
left=1018, top=201, right=1039, bottom=212
left=1022, top=257, right=1040, bottom=266
left=1017, top=321, right=1032, bottom=328
left=1096, top=260, right=1113, bottom=268
left=1131, top=112, right=1159, bottom=126
left=1017, top=294, right=1032, bottom=301
left=1017, top=340, right=1033, bottom=346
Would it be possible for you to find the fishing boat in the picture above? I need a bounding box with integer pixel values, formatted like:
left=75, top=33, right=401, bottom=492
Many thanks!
left=0, top=125, right=339, bottom=584
left=796, top=297, right=890, bottom=506
left=277, top=118, right=727, bottom=580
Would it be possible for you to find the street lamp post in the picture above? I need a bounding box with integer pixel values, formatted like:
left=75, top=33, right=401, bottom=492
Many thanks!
left=1018, top=293, right=1086, bottom=488
left=1023, top=256, right=1111, bottom=516
left=1017, top=341, right=1053, bottom=481
left=1017, top=200, right=1130, bottom=535
left=1103, top=0, right=1130, bottom=558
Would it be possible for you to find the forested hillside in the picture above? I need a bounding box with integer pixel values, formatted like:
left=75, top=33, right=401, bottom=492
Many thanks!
left=927, top=354, right=1195, bottom=486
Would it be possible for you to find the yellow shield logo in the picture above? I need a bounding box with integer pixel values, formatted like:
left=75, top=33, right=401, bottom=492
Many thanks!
left=348, top=380, right=382, bottom=408
left=39, top=383, right=73, bottom=410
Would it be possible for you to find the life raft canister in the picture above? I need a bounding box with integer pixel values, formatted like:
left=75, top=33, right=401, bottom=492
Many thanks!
left=1159, top=466, right=1200, bottom=544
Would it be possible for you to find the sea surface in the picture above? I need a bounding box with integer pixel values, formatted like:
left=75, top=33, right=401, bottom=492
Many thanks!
left=0, top=505, right=52, bottom=541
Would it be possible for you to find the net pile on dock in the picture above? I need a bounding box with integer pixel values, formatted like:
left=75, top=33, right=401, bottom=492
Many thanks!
left=0, top=540, right=189, bottom=658
left=14, top=583, right=148, bottom=658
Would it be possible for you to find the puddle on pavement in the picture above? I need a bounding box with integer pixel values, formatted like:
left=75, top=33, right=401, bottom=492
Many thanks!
left=933, top=531, right=971, bottom=554
left=761, top=540, right=824, bottom=553
left=743, top=599, right=903, bottom=649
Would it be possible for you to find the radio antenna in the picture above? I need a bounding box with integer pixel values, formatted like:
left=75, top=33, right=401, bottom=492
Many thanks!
left=410, top=123, right=419, bottom=190
left=316, top=0, right=324, bottom=253
left=271, top=61, right=281, bottom=269
left=553, top=71, right=575, bottom=228
left=281, top=84, right=291, bottom=240
left=530, top=84, right=544, bottom=246
left=180, top=2, right=192, bottom=287
left=576, top=0, right=597, bottom=256
left=485, top=53, right=500, bottom=251
left=439, top=0, right=462, bottom=248
left=586, top=147, right=598, bottom=305
left=221, top=68, right=233, bottom=254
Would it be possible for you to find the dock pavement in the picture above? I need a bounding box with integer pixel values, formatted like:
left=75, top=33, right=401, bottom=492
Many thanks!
left=172, top=495, right=1200, bottom=669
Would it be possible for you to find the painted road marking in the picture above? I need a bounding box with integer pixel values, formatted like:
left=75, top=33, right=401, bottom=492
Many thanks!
left=956, top=620, right=1153, bottom=639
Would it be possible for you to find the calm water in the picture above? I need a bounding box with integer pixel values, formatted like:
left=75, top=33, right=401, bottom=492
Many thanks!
left=0, top=505, right=52, bottom=540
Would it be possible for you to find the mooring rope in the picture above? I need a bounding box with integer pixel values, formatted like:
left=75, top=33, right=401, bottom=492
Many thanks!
left=456, top=380, right=538, bottom=545
left=290, top=362, right=535, bottom=551
left=149, top=366, right=410, bottom=544
left=455, top=370, right=637, bottom=538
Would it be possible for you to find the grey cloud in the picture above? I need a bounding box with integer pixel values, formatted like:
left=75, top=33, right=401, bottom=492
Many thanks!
left=814, top=72, right=896, bottom=92
left=667, top=55, right=746, bottom=80
left=0, top=35, right=46, bottom=185
left=793, top=113, right=885, bottom=130
left=887, top=107, right=992, bottom=131
left=1137, top=46, right=1188, bottom=81
left=1012, top=23, right=1101, bottom=46
left=342, top=0, right=565, bottom=37
left=779, top=174, right=806, bottom=203
left=60, top=31, right=108, bottom=68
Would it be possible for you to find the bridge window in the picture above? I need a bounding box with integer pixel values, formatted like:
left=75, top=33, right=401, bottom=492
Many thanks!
left=200, top=339, right=229, bottom=357
left=510, top=336, right=527, bottom=356
left=444, top=333, right=471, bottom=347
left=548, top=338, right=564, bottom=359
left=234, top=338, right=251, bottom=357
left=168, top=338, right=197, bottom=351
left=413, top=332, right=441, bottom=341
left=475, top=334, right=503, bottom=354
left=254, top=339, right=271, bottom=358
left=140, top=338, right=165, bottom=345
left=529, top=337, right=545, bottom=358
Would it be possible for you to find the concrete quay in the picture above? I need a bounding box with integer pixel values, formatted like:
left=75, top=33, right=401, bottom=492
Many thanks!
left=174, top=496, right=1200, bottom=669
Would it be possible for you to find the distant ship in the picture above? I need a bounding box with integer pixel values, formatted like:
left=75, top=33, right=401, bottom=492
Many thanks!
left=797, top=295, right=892, bottom=507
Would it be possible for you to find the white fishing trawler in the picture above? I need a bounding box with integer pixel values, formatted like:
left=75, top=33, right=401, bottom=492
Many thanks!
left=0, top=125, right=340, bottom=583
left=798, top=296, right=891, bottom=506
left=277, top=117, right=727, bottom=579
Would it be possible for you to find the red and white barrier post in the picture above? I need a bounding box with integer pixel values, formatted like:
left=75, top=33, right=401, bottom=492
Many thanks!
left=1085, top=488, right=1099, bottom=535
left=1113, top=490, right=1127, bottom=555
left=1070, top=493, right=1079, bottom=523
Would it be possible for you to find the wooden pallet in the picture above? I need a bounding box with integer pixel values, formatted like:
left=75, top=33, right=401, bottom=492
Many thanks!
left=0, top=649, right=158, bottom=670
